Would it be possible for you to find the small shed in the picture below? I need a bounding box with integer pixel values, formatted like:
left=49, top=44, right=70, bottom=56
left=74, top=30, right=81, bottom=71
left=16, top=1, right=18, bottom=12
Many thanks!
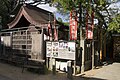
left=1, top=4, right=55, bottom=61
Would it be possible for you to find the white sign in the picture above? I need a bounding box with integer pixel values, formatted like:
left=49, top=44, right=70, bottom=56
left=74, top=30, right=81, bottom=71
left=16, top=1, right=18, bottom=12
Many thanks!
left=46, top=42, right=52, bottom=57
left=87, top=30, right=93, bottom=39
left=46, top=41, right=76, bottom=60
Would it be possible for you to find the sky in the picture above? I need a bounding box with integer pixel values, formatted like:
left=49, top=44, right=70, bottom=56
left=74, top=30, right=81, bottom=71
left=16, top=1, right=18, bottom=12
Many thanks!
left=25, top=0, right=120, bottom=22
left=37, top=4, right=68, bottom=22
left=37, top=1, right=120, bottom=23
left=108, top=1, right=120, bottom=13
left=25, top=0, right=67, bottom=22
left=25, top=0, right=57, bottom=12
left=25, top=0, right=64, bottom=21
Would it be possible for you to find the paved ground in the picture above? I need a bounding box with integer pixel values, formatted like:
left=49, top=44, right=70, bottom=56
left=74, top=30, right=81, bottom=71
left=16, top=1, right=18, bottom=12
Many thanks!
left=0, top=61, right=120, bottom=80
left=88, top=62, right=120, bottom=80
left=79, top=62, right=120, bottom=80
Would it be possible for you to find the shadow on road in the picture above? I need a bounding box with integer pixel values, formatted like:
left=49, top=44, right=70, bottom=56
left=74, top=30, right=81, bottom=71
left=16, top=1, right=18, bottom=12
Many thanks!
left=0, top=74, right=13, bottom=80
left=73, top=76, right=106, bottom=80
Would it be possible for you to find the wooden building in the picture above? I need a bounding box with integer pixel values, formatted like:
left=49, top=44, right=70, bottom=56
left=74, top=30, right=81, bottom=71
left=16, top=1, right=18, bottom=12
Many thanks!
left=1, top=4, right=55, bottom=62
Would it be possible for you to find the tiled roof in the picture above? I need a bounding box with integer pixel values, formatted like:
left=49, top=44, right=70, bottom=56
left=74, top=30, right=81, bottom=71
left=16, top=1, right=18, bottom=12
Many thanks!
left=8, top=4, right=54, bottom=29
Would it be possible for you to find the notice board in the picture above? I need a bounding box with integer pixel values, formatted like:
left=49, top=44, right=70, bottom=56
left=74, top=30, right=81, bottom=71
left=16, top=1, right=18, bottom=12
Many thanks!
left=46, top=41, right=76, bottom=60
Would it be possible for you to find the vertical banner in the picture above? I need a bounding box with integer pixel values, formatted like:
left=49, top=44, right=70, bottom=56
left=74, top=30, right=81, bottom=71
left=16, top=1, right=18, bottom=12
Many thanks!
left=86, top=10, right=94, bottom=39
left=48, top=22, right=52, bottom=40
left=54, top=14, right=58, bottom=41
left=69, top=10, right=78, bottom=40
left=54, top=28, right=58, bottom=41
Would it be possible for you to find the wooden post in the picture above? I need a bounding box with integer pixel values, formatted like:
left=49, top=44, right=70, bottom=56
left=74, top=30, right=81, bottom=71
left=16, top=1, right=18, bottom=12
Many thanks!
left=92, top=40, right=95, bottom=69
left=67, top=61, right=73, bottom=80
left=48, top=12, right=53, bottom=71
left=41, top=28, right=44, bottom=59
left=104, top=33, right=106, bottom=60
left=26, top=30, right=27, bottom=55
left=52, top=58, right=56, bottom=75
left=46, top=57, right=49, bottom=68
left=81, top=40, right=85, bottom=73
left=73, top=60, right=76, bottom=75
left=0, top=32, right=2, bottom=56
left=100, top=29, right=103, bottom=61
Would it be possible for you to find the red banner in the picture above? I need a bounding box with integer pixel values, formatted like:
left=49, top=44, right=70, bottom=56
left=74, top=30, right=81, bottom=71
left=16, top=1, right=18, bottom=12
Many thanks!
left=48, top=22, right=52, bottom=37
left=54, top=27, right=58, bottom=41
left=54, top=15, right=58, bottom=41
left=86, top=10, right=94, bottom=39
left=69, top=10, right=78, bottom=40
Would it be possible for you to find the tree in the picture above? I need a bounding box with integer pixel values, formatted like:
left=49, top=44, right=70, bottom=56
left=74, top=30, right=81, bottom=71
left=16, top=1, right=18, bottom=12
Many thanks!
left=108, top=14, right=120, bottom=33
left=0, top=0, right=24, bottom=29
left=0, top=0, right=53, bottom=29
left=51, top=0, right=119, bottom=63
left=27, top=0, right=51, bottom=5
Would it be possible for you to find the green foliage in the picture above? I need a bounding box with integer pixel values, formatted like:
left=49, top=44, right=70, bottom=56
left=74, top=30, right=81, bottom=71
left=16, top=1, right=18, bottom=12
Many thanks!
left=52, top=0, right=109, bottom=17
left=57, top=17, right=63, bottom=22
left=0, top=0, right=22, bottom=28
left=51, top=0, right=113, bottom=29
left=52, top=0, right=79, bottom=12
left=108, top=14, right=120, bottom=33
left=0, top=1, right=8, bottom=16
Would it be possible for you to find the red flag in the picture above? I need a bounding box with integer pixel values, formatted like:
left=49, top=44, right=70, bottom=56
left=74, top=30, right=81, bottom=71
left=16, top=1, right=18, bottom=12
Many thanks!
left=91, top=10, right=94, bottom=29
left=69, top=10, right=78, bottom=40
left=54, top=28, right=58, bottom=41
left=86, top=9, right=94, bottom=39
left=48, top=22, right=52, bottom=38
left=54, top=15, right=58, bottom=41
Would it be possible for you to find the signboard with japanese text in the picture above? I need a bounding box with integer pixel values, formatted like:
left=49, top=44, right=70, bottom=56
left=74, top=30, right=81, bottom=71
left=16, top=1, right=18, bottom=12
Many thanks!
left=46, top=41, right=76, bottom=60
left=69, top=10, right=78, bottom=40
left=46, top=41, right=52, bottom=57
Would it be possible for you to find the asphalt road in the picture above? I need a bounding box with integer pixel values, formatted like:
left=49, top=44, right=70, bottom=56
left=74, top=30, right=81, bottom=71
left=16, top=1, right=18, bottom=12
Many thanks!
left=0, top=61, right=120, bottom=80
left=0, top=74, right=13, bottom=80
